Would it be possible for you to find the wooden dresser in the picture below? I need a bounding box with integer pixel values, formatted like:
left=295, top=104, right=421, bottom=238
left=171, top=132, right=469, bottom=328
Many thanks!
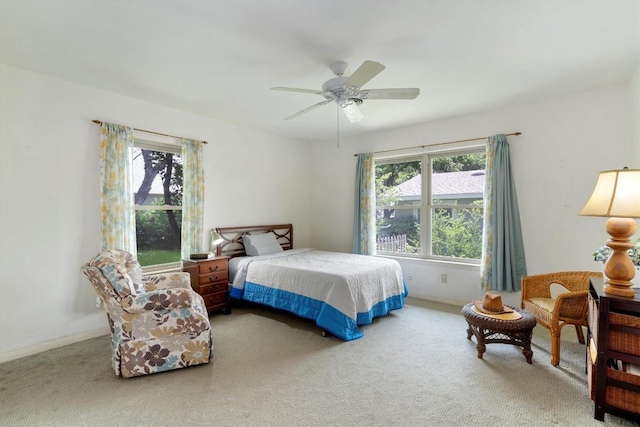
left=182, top=256, right=231, bottom=315
left=587, top=276, right=640, bottom=422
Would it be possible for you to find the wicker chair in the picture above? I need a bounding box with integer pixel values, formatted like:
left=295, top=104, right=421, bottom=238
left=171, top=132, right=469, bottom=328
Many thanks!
left=521, top=271, right=602, bottom=366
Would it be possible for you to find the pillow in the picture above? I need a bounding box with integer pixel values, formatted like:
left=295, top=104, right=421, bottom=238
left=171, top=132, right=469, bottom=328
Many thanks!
left=126, top=261, right=144, bottom=293
left=243, top=232, right=284, bottom=256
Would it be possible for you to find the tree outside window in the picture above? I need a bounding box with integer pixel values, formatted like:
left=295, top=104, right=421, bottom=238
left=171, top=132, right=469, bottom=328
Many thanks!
left=132, top=146, right=183, bottom=267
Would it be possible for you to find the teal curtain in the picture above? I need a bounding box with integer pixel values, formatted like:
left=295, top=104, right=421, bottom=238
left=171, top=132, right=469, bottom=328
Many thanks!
left=181, top=138, right=205, bottom=259
left=353, top=153, right=376, bottom=255
left=481, top=134, right=527, bottom=291
left=99, top=123, right=136, bottom=254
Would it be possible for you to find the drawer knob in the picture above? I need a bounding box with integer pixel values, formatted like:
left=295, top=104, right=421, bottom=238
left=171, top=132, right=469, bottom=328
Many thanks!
left=209, top=265, right=218, bottom=271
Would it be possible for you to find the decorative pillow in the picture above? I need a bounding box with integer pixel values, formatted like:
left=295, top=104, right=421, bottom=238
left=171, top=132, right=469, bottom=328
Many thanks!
left=243, top=232, right=283, bottom=256
left=126, top=260, right=144, bottom=294
left=89, top=250, right=144, bottom=296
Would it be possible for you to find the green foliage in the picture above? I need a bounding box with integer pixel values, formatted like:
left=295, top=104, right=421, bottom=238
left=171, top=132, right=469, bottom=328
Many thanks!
left=432, top=153, right=485, bottom=173
left=136, top=249, right=182, bottom=267
left=375, top=161, right=420, bottom=208
left=135, top=210, right=182, bottom=250
left=432, top=204, right=483, bottom=259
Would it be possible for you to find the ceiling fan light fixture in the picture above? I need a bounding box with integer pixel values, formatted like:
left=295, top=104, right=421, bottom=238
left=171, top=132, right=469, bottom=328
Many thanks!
left=272, top=60, right=420, bottom=124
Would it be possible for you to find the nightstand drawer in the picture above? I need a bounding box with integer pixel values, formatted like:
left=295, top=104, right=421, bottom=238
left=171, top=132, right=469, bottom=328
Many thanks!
left=199, top=281, right=228, bottom=296
left=202, top=292, right=228, bottom=308
left=199, top=271, right=228, bottom=285
left=198, top=260, right=228, bottom=274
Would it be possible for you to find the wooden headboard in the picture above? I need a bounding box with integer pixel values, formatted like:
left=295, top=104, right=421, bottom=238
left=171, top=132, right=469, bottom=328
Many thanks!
left=214, top=224, right=293, bottom=258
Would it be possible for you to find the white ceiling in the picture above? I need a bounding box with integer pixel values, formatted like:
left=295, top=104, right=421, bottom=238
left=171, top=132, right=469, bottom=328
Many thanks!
left=1, top=1, right=639, bottom=142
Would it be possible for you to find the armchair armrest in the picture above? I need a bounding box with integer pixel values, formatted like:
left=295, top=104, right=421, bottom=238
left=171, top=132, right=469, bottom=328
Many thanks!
left=142, top=272, right=192, bottom=292
left=121, top=288, right=200, bottom=314
left=553, top=290, right=589, bottom=322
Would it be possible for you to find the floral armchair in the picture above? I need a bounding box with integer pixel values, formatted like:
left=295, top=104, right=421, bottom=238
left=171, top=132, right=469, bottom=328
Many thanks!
left=81, top=249, right=213, bottom=378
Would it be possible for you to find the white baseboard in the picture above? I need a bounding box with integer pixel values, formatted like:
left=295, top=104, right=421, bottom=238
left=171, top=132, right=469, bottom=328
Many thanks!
left=0, top=327, right=109, bottom=364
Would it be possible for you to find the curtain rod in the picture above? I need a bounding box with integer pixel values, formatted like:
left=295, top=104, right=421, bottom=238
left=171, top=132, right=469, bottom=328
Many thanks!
left=92, top=120, right=208, bottom=144
left=353, top=132, right=521, bottom=157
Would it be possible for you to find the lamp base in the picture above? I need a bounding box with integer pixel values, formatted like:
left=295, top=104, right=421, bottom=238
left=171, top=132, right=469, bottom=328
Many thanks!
left=603, top=283, right=636, bottom=298
left=602, top=217, right=637, bottom=298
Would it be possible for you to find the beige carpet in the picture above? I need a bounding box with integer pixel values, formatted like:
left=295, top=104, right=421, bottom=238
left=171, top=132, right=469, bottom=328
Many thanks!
left=1, top=298, right=637, bottom=426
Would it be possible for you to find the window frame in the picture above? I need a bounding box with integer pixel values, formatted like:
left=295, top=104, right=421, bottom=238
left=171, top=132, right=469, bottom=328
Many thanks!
left=132, top=138, right=184, bottom=273
left=375, top=145, right=485, bottom=264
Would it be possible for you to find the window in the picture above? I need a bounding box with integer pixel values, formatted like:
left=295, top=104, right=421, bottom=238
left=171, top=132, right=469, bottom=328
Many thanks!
left=375, top=148, right=486, bottom=261
left=132, top=142, right=183, bottom=268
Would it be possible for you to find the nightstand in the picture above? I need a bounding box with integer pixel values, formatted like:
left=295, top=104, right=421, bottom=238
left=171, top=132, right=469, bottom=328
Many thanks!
left=182, top=256, right=231, bottom=315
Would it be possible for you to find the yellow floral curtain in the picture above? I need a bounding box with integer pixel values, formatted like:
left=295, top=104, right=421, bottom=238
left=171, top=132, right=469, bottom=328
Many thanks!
left=353, top=153, right=376, bottom=255
left=181, top=138, right=205, bottom=258
left=99, top=123, right=136, bottom=254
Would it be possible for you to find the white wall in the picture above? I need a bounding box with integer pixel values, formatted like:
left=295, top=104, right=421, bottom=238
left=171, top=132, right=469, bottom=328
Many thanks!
left=0, top=64, right=311, bottom=361
left=630, top=62, right=640, bottom=164
left=309, top=84, right=636, bottom=308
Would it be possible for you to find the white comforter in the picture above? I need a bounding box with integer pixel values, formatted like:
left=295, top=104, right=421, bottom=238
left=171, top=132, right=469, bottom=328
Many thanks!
left=229, top=249, right=407, bottom=340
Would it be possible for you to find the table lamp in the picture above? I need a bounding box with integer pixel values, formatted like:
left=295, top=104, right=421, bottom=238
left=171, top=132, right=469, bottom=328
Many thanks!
left=579, top=168, right=640, bottom=297
left=210, top=230, right=224, bottom=256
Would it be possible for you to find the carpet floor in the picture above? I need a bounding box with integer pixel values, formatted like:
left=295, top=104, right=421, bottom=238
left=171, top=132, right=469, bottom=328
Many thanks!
left=1, top=297, right=638, bottom=426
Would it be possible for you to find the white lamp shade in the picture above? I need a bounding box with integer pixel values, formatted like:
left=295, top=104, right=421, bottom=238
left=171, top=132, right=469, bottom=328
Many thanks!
left=579, top=169, right=640, bottom=218
left=210, top=230, right=224, bottom=250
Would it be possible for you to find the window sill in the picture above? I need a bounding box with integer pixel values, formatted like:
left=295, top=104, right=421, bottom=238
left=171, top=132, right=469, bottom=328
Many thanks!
left=376, top=254, right=481, bottom=269
left=142, top=262, right=181, bottom=275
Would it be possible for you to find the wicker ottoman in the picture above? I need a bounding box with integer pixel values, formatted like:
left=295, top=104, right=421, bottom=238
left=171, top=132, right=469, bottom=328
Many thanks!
left=462, top=303, right=537, bottom=363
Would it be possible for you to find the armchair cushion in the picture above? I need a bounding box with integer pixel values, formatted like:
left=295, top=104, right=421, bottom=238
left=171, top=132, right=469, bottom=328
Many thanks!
left=121, top=288, right=197, bottom=314
left=527, top=297, right=555, bottom=313
left=89, top=249, right=145, bottom=296
left=143, top=272, right=192, bottom=292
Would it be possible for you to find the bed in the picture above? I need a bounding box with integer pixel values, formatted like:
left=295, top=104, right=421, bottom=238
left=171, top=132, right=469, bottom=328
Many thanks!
left=215, top=224, right=407, bottom=340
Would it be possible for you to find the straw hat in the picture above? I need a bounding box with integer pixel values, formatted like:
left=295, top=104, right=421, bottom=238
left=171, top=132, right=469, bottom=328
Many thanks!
left=472, top=292, right=522, bottom=320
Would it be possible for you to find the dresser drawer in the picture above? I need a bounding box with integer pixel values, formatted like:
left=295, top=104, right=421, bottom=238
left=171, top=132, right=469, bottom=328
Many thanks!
left=198, top=259, right=228, bottom=274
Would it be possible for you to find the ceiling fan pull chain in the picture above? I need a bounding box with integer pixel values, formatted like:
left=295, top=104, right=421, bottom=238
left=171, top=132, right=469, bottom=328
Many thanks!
left=337, top=103, right=340, bottom=148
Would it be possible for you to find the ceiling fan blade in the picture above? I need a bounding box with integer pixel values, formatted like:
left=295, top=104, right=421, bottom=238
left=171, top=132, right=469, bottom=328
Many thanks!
left=346, top=60, right=386, bottom=88
left=272, top=87, right=323, bottom=95
left=284, top=100, right=332, bottom=120
left=341, top=101, right=364, bottom=123
left=359, top=88, right=420, bottom=100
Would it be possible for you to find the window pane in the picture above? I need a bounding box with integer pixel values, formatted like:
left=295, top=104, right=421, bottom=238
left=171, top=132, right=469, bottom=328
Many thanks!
left=431, top=206, right=483, bottom=259
left=375, top=160, right=421, bottom=207
left=375, top=159, right=421, bottom=254
left=132, top=147, right=183, bottom=206
left=376, top=209, right=420, bottom=254
left=135, top=210, right=182, bottom=266
left=431, top=154, right=485, bottom=205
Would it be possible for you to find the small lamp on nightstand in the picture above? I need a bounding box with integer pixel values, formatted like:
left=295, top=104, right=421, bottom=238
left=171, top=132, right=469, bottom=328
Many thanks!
left=579, top=168, right=640, bottom=297
left=210, top=230, right=224, bottom=256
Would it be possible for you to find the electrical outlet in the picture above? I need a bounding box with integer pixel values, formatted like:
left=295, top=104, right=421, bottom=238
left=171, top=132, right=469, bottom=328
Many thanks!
left=441, top=274, right=448, bottom=283
left=407, top=275, right=413, bottom=281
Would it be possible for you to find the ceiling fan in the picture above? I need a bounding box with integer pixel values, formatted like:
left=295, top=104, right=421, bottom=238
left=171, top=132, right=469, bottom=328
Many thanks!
left=272, top=60, right=420, bottom=123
